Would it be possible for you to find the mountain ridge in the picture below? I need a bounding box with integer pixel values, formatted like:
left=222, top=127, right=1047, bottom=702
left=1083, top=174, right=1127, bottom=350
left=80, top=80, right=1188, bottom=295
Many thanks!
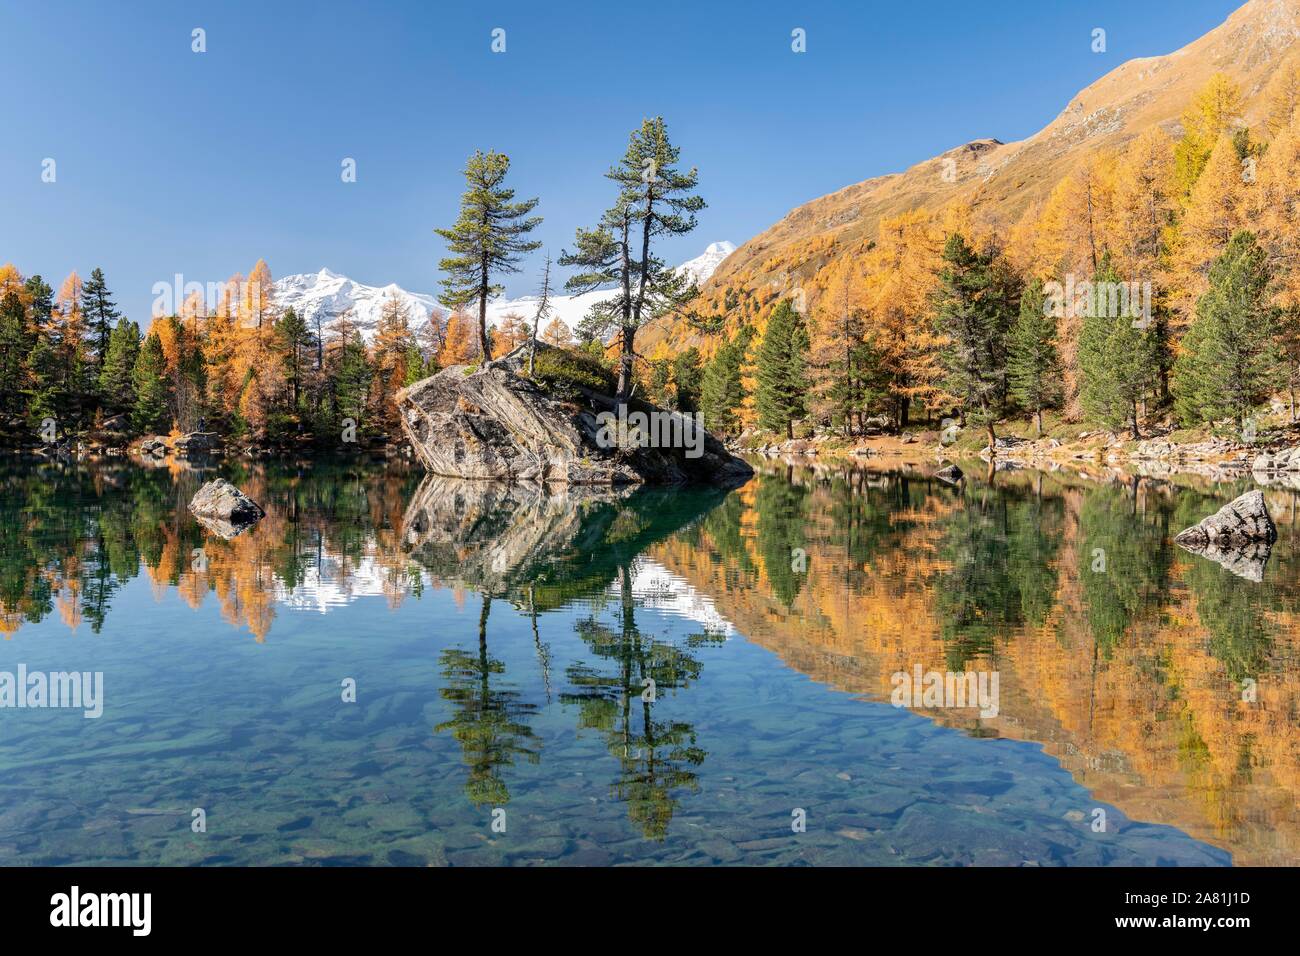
left=642, top=0, right=1300, bottom=355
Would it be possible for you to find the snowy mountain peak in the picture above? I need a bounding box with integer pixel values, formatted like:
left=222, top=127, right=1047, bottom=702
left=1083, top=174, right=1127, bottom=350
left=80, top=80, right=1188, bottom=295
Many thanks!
left=273, top=241, right=734, bottom=343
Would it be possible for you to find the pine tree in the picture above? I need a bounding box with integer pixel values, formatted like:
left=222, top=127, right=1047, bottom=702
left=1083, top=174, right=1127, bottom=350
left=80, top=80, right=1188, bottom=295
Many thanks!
left=671, top=347, right=703, bottom=413
left=80, top=267, right=120, bottom=365
left=18, top=275, right=55, bottom=425
left=324, top=315, right=372, bottom=441
left=131, top=331, right=170, bottom=433
left=276, top=307, right=317, bottom=414
left=436, top=150, right=543, bottom=361
left=932, top=234, right=1017, bottom=446
left=563, top=118, right=704, bottom=401
left=755, top=299, right=809, bottom=439
left=700, top=327, right=752, bottom=437
left=98, top=320, right=141, bottom=416
left=0, top=265, right=31, bottom=420
left=1007, top=278, right=1061, bottom=436
left=1173, top=230, right=1279, bottom=429
left=1078, top=256, right=1159, bottom=437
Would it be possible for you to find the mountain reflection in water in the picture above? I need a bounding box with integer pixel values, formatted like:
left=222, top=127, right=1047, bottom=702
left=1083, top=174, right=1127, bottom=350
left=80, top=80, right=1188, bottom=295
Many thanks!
left=0, top=458, right=1296, bottom=865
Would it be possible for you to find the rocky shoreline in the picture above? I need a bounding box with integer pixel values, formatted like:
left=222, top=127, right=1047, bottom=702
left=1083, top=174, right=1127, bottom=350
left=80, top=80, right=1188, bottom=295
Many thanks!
left=738, top=427, right=1300, bottom=487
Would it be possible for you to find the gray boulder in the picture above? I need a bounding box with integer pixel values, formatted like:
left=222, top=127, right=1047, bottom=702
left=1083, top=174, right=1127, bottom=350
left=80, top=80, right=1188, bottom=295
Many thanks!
left=189, top=479, right=265, bottom=538
left=139, top=436, right=168, bottom=458
left=935, top=463, right=963, bottom=484
left=173, top=431, right=220, bottom=458
left=1174, top=490, right=1276, bottom=549
left=1253, top=446, right=1300, bottom=473
left=396, top=344, right=752, bottom=486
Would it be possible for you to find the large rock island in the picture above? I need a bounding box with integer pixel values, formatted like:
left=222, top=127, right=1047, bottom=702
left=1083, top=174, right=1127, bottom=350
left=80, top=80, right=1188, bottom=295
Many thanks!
left=396, top=344, right=752, bottom=486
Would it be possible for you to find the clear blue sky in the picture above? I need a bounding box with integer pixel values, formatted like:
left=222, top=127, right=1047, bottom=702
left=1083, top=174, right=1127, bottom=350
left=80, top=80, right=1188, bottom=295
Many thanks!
left=0, top=0, right=1243, bottom=321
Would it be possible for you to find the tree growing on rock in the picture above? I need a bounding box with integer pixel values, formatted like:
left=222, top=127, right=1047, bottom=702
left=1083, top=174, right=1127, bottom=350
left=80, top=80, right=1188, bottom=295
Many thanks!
left=436, top=150, right=542, bottom=362
left=562, top=118, right=705, bottom=402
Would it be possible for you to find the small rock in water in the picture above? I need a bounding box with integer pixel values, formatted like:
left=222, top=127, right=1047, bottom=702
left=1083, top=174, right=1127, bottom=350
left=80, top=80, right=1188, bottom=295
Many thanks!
left=1174, top=490, right=1276, bottom=548
left=189, top=479, right=265, bottom=538
left=1174, top=490, right=1276, bottom=582
left=935, top=464, right=963, bottom=484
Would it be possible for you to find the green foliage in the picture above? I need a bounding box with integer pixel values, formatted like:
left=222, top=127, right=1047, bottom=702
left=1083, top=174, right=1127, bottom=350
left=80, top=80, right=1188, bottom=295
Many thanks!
left=755, top=300, right=809, bottom=438
left=671, top=347, right=703, bottom=412
left=1079, top=256, right=1160, bottom=434
left=1173, top=230, right=1280, bottom=428
left=700, top=327, right=751, bottom=437
left=1007, top=278, right=1061, bottom=433
left=562, top=117, right=704, bottom=398
left=530, top=346, right=617, bottom=398
left=932, top=233, right=1019, bottom=427
left=98, top=319, right=141, bottom=416
left=80, top=267, right=120, bottom=362
left=0, top=286, right=32, bottom=420
left=436, top=150, right=543, bottom=359
left=130, top=332, right=170, bottom=433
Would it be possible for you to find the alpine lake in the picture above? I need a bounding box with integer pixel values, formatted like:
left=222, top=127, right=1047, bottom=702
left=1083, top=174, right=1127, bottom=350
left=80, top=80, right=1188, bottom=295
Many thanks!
left=1, top=453, right=1297, bottom=867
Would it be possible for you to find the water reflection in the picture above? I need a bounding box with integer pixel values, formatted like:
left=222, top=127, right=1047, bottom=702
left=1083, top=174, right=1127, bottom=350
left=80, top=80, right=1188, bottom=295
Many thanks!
left=649, top=461, right=1300, bottom=866
left=2, top=457, right=1298, bottom=864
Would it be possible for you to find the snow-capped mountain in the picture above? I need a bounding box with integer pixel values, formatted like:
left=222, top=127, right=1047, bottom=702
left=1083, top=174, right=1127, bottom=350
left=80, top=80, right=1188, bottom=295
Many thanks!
left=273, top=241, right=735, bottom=343
left=675, top=241, right=736, bottom=287
left=273, top=268, right=440, bottom=340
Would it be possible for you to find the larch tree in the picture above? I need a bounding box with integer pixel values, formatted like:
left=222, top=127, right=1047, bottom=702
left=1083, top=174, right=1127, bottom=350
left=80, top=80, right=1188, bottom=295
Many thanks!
left=540, top=315, right=571, bottom=346
left=862, top=210, right=944, bottom=428
left=439, top=310, right=480, bottom=365
left=51, top=272, right=90, bottom=418
left=1171, top=135, right=1252, bottom=320
left=1172, top=72, right=1244, bottom=201
left=436, top=150, right=543, bottom=362
left=1112, top=128, right=1177, bottom=400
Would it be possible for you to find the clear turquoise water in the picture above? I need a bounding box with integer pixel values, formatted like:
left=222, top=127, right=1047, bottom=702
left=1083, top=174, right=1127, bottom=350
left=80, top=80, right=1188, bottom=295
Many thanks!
left=0, top=460, right=1262, bottom=865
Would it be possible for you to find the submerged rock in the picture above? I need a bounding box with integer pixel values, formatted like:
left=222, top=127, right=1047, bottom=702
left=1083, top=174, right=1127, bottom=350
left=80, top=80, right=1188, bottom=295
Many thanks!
left=189, top=479, right=265, bottom=538
left=396, top=343, right=752, bottom=486
left=1174, top=490, right=1276, bottom=549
